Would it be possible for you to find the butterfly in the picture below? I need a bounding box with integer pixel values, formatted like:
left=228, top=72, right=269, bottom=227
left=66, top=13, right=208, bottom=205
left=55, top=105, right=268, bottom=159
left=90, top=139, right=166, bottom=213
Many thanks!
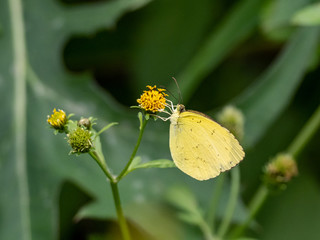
left=168, top=104, right=245, bottom=181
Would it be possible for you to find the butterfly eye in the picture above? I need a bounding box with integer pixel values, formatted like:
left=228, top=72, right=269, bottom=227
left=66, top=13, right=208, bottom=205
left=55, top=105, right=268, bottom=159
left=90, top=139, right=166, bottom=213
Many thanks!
left=178, top=104, right=186, bottom=113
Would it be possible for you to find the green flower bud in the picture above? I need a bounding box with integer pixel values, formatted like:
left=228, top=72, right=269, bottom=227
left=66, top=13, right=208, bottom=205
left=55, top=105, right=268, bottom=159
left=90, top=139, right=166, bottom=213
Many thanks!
left=217, top=105, right=245, bottom=140
left=264, top=153, right=298, bottom=191
left=78, top=118, right=92, bottom=130
left=67, top=126, right=93, bottom=154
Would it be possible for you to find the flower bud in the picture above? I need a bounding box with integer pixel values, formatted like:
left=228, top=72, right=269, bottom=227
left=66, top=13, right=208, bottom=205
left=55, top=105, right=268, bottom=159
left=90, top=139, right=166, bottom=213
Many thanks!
left=264, top=153, right=298, bottom=191
left=47, top=108, right=67, bottom=132
left=67, top=127, right=93, bottom=154
left=217, top=105, right=244, bottom=140
left=78, top=118, right=91, bottom=130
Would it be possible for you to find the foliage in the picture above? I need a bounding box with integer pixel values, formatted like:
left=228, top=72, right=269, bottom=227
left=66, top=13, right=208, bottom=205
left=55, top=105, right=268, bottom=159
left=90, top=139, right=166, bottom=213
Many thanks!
left=1, top=0, right=320, bottom=239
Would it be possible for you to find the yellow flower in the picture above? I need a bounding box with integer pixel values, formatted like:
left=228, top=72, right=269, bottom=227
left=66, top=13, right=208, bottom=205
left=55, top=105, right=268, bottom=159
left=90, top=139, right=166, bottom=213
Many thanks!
left=137, top=85, right=168, bottom=113
left=47, top=108, right=67, bottom=130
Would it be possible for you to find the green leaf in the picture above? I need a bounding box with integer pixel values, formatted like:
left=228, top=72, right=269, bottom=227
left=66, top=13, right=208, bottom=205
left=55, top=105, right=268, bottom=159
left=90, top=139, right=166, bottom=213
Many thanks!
left=235, top=238, right=258, bottom=240
left=261, top=0, right=310, bottom=40
left=125, top=202, right=182, bottom=240
left=235, top=27, right=320, bottom=147
left=125, top=158, right=175, bottom=176
left=59, top=181, right=93, bottom=240
left=126, top=156, right=142, bottom=171
left=90, top=131, right=107, bottom=167
left=0, top=1, right=153, bottom=239
left=166, top=185, right=204, bottom=225
left=134, top=159, right=175, bottom=169
left=170, top=0, right=264, bottom=102
left=291, top=2, right=320, bottom=26
left=96, top=122, right=118, bottom=137
left=177, top=212, right=203, bottom=225
left=2, top=0, right=319, bottom=239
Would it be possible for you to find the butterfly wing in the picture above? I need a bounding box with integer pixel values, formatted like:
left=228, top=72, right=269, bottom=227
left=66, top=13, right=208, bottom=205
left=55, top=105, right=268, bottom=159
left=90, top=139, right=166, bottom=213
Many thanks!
left=170, top=111, right=244, bottom=180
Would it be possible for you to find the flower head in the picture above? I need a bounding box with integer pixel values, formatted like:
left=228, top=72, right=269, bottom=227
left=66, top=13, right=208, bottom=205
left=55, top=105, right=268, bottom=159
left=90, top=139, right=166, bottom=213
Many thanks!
left=47, top=108, right=67, bottom=131
left=264, top=153, right=298, bottom=191
left=137, top=85, right=168, bottom=113
left=217, top=105, right=244, bottom=140
left=67, top=126, right=93, bottom=154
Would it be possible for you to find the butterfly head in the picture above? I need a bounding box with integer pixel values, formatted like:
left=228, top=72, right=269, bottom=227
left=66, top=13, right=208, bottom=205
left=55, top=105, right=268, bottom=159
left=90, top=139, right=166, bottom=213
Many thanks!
left=169, top=104, right=185, bottom=125
left=176, top=104, right=186, bottom=113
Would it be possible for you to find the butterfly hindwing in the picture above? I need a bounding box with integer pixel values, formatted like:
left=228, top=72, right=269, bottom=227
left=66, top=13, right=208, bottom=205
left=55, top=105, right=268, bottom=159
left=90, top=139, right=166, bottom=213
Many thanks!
left=170, top=110, right=244, bottom=180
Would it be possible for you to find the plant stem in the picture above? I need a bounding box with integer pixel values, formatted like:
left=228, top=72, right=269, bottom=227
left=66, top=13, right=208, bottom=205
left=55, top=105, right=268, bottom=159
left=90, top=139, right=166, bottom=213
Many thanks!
left=89, top=116, right=150, bottom=240
left=288, top=104, right=320, bottom=158
left=89, top=151, right=114, bottom=182
left=229, top=105, right=320, bottom=238
left=198, top=218, right=216, bottom=240
left=110, top=182, right=131, bottom=240
left=229, top=185, right=268, bottom=238
left=207, top=174, right=226, bottom=234
left=9, top=0, right=31, bottom=239
left=88, top=114, right=150, bottom=239
left=117, top=117, right=148, bottom=181
left=217, top=167, right=240, bottom=238
left=89, top=150, right=131, bottom=240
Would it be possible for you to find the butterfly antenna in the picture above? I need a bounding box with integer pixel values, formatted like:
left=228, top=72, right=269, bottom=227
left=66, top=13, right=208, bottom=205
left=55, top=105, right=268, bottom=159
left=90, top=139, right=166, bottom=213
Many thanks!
left=160, top=84, right=179, bottom=103
left=172, top=77, right=183, bottom=104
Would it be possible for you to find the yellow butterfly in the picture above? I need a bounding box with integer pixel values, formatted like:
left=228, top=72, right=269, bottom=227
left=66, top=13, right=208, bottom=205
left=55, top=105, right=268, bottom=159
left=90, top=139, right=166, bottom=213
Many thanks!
left=169, top=104, right=245, bottom=181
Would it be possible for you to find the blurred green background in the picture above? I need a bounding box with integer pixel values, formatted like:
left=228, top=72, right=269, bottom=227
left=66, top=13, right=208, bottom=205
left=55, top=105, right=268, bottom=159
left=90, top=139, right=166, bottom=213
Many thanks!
left=1, top=0, right=320, bottom=239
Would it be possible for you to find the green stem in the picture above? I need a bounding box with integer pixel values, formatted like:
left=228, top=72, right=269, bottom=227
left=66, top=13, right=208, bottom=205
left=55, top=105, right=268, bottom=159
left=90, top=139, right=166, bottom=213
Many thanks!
left=9, top=0, right=31, bottom=239
left=207, top=174, right=226, bottom=234
left=198, top=218, right=216, bottom=240
left=228, top=105, right=320, bottom=238
left=89, top=151, right=131, bottom=240
left=229, top=185, right=269, bottom=238
left=217, top=167, right=240, bottom=238
left=117, top=117, right=148, bottom=181
left=89, top=151, right=114, bottom=182
left=288, top=104, right=320, bottom=158
left=88, top=114, right=150, bottom=239
left=89, top=115, right=150, bottom=240
left=110, top=182, right=131, bottom=240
